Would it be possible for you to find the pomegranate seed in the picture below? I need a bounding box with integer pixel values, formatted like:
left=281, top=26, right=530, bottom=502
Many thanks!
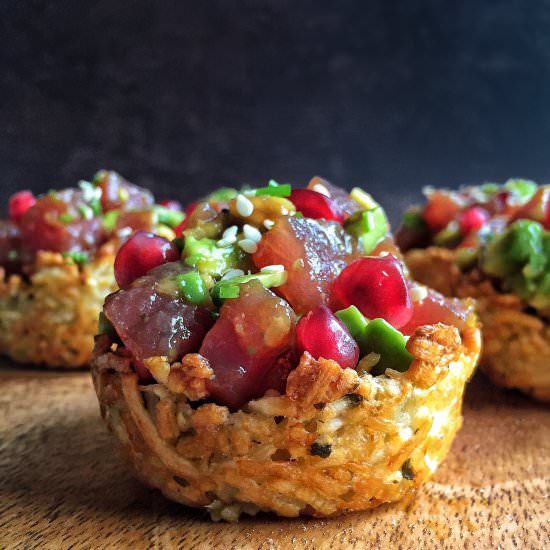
left=289, top=189, right=344, bottom=223
left=458, top=206, right=489, bottom=235
left=114, top=230, right=180, bottom=288
left=296, top=305, right=359, bottom=368
left=159, top=199, right=182, bottom=211
left=331, top=256, right=413, bottom=329
left=9, top=191, right=37, bottom=222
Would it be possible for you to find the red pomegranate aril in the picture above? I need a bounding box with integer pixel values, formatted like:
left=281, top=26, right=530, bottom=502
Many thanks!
left=289, top=189, right=344, bottom=223
left=331, top=256, right=413, bottom=329
left=306, top=177, right=362, bottom=218
left=296, top=305, right=359, bottom=369
left=114, top=231, right=180, bottom=288
left=458, top=206, right=489, bottom=235
left=9, top=191, right=37, bottom=222
left=159, top=199, right=183, bottom=211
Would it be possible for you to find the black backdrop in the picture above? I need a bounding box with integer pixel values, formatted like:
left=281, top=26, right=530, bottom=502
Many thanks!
left=2, top=1, right=550, bottom=223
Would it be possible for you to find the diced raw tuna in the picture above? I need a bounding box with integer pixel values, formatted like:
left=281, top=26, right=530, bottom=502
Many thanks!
left=400, top=288, right=470, bottom=335
left=253, top=216, right=358, bottom=314
left=200, top=280, right=296, bottom=410
left=104, top=262, right=214, bottom=364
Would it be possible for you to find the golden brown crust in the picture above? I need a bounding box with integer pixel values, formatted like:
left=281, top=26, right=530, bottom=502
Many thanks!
left=0, top=248, right=117, bottom=368
left=91, top=322, right=480, bottom=521
left=405, top=247, right=550, bottom=401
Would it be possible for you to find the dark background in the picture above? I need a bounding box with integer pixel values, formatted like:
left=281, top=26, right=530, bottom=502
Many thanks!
left=2, top=1, right=550, bottom=223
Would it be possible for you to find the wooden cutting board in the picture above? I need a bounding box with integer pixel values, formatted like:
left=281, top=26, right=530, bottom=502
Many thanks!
left=1, top=363, right=549, bottom=550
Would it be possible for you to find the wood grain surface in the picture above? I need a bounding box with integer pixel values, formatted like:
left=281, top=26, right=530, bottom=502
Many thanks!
left=1, top=363, right=549, bottom=550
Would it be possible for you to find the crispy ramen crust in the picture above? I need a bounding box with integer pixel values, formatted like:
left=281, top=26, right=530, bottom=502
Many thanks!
left=0, top=248, right=117, bottom=368
left=91, top=322, right=480, bottom=521
left=405, top=247, right=550, bottom=401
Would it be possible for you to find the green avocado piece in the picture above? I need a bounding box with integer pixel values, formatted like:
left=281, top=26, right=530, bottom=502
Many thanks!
left=182, top=236, right=245, bottom=282
left=482, top=219, right=543, bottom=278
left=360, top=318, right=413, bottom=376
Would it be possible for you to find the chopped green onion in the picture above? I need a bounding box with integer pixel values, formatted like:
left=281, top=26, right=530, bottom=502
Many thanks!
left=344, top=207, right=389, bottom=254
left=211, top=270, right=287, bottom=305
left=7, top=250, right=19, bottom=261
left=268, top=179, right=280, bottom=187
left=209, top=187, right=238, bottom=202
left=293, top=211, right=304, bottom=218
left=219, top=285, right=241, bottom=299
left=59, top=213, right=76, bottom=224
left=101, top=210, right=119, bottom=231
left=350, top=187, right=378, bottom=210
left=78, top=180, right=102, bottom=214
left=78, top=204, right=94, bottom=220
left=254, top=183, right=292, bottom=198
left=154, top=205, right=185, bottom=228
left=89, top=198, right=102, bottom=216
left=62, top=251, right=90, bottom=264
left=174, top=271, right=209, bottom=305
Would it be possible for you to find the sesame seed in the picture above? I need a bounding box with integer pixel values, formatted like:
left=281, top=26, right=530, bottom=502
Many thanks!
left=236, top=194, right=254, bottom=217
left=312, top=183, right=331, bottom=197
left=410, top=286, right=428, bottom=303
left=222, top=225, right=238, bottom=240
left=260, top=264, right=285, bottom=273
left=243, top=224, right=262, bottom=243
left=221, top=268, right=245, bottom=280
left=215, top=238, right=232, bottom=248
left=263, top=219, right=275, bottom=229
left=238, top=238, right=258, bottom=254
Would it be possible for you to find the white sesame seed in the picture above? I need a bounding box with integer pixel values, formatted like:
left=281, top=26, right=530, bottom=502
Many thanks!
left=263, top=219, right=275, bottom=229
left=243, top=224, right=262, bottom=243
left=260, top=264, right=285, bottom=273
left=312, top=183, right=331, bottom=197
left=410, top=286, right=428, bottom=303
left=221, top=268, right=245, bottom=280
left=238, top=238, right=258, bottom=254
left=118, top=227, right=132, bottom=240
left=236, top=194, right=254, bottom=217
left=281, top=208, right=290, bottom=216
left=222, top=225, right=238, bottom=240
left=215, top=238, right=233, bottom=248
